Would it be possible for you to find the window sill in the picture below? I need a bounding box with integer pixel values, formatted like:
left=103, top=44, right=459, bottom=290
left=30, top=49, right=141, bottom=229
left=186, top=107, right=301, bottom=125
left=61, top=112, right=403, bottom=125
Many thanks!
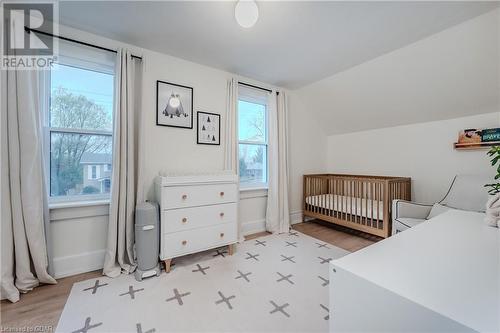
left=240, top=186, right=268, bottom=192
left=239, top=186, right=268, bottom=200
left=49, top=199, right=110, bottom=210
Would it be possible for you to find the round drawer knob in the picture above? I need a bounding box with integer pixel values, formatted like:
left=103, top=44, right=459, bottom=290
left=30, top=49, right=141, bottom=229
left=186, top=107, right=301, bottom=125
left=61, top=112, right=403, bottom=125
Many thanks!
left=182, top=240, right=187, bottom=245
left=220, top=212, right=225, bottom=218
left=220, top=191, right=224, bottom=197
left=182, top=194, right=188, bottom=200
left=220, top=233, right=225, bottom=238
left=182, top=218, right=187, bottom=223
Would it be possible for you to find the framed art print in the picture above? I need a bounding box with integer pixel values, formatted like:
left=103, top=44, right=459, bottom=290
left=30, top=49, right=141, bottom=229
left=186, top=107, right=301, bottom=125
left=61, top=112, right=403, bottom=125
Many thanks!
left=156, top=80, right=193, bottom=129
left=197, top=112, right=220, bottom=145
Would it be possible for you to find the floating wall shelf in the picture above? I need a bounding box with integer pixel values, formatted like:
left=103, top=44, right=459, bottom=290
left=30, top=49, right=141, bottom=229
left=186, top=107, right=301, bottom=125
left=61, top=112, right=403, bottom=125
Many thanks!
left=454, top=141, right=500, bottom=150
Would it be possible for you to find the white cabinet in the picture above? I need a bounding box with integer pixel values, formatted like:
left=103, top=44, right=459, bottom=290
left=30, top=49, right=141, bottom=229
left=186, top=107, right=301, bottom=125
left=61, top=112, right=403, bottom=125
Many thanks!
left=155, top=173, right=238, bottom=272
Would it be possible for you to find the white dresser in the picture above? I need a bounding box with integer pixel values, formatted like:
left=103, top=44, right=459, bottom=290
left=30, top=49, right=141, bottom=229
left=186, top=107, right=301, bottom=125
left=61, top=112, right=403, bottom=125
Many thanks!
left=154, top=173, right=239, bottom=272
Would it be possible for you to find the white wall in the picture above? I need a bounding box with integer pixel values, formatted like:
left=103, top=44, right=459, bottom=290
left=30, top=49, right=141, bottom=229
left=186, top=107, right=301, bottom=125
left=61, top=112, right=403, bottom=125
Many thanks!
left=50, top=204, right=109, bottom=278
left=48, top=24, right=324, bottom=278
left=288, top=92, right=328, bottom=217
left=327, top=112, right=499, bottom=204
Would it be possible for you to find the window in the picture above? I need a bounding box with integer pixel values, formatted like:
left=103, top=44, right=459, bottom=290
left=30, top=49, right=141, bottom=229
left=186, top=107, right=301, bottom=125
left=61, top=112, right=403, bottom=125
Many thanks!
left=43, top=40, right=115, bottom=202
left=90, top=166, right=96, bottom=180
left=238, top=86, right=268, bottom=187
left=88, top=165, right=101, bottom=180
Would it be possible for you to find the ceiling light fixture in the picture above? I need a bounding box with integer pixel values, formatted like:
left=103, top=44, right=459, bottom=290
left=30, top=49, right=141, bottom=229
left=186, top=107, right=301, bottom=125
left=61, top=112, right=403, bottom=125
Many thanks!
left=235, top=0, right=259, bottom=28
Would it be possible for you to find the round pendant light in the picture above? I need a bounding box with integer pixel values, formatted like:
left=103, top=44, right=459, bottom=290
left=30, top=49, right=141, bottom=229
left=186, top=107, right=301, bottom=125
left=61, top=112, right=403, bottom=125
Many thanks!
left=235, top=0, right=259, bottom=28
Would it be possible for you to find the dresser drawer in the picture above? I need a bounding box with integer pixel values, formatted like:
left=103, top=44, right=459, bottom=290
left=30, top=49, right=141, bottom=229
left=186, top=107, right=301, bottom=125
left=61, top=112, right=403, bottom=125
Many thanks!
left=161, top=183, right=237, bottom=209
left=161, top=222, right=237, bottom=259
left=162, top=203, right=237, bottom=233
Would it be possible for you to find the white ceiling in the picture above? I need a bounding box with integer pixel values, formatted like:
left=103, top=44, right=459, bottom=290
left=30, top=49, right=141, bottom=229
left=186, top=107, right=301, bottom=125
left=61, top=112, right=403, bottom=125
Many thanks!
left=59, top=1, right=498, bottom=89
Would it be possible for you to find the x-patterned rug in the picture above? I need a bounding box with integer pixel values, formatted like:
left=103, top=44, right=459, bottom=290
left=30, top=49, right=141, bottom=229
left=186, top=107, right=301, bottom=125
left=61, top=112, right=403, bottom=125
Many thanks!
left=56, top=231, right=350, bottom=333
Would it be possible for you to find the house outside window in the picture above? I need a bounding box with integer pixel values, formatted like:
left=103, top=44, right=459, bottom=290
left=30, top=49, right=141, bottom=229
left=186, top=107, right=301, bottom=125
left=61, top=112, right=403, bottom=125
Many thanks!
left=238, top=85, right=269, bottom=188
left=42, top=39, right=115, bottom=202
left=82, top=154, right=112, bottom=194
left=89, top=166, right=97, bottom=180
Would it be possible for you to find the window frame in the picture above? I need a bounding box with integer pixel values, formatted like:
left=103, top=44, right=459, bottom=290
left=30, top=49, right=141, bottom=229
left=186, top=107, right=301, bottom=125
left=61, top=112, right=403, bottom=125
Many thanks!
left=41, top=59, right=114, bottom=204
left=237, top=94, right=269, bottom=189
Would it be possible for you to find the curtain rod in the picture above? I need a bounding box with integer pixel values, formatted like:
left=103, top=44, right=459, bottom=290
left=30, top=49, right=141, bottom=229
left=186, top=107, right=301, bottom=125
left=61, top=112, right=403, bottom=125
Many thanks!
left=24, top=27, right=143, bottom=60
left=25, top=28, right=282, bottom=94
left=238, top=81, right=279, bottom=95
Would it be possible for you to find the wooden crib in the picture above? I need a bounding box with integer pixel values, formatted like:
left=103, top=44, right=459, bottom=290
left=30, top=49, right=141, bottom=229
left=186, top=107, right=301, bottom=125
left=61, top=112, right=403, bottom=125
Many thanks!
left=303, top=174, right=411, bottom=238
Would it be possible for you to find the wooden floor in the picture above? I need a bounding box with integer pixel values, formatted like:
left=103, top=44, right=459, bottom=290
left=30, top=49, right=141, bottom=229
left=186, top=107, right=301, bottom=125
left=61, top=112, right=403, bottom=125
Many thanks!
left=293, top=219, right=380, bottom=252
left=0, top=220, right=379, bottom=331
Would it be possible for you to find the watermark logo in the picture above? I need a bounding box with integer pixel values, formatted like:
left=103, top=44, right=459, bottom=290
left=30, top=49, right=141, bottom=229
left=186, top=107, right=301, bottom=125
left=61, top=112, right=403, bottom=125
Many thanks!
left=1, top=1, right=58, bottom=69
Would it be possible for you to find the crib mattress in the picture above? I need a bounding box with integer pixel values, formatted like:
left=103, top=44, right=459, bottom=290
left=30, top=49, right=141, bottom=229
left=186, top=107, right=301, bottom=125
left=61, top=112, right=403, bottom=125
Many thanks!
left=306, top=194, right=384, bottom=220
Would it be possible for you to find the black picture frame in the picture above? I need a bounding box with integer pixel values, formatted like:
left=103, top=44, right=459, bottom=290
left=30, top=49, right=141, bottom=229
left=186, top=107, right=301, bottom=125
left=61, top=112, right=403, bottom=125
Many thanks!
left=197, top=111, right=221, bottom=145
left=156, top=80, right=193, bottom=129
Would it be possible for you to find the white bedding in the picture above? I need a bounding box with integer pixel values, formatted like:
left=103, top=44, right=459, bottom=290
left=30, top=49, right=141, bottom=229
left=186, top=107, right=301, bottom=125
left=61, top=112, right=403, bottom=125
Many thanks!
left=306, top=194, right=384, bottom=220
left=331, top=210, right=500, bottom=332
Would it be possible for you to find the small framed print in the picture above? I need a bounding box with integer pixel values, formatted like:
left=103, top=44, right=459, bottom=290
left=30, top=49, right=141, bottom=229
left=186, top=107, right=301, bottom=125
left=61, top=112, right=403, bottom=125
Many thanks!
left=156, top=80, right=193, bottom=129
left=197, top=112, right=220, bottom=145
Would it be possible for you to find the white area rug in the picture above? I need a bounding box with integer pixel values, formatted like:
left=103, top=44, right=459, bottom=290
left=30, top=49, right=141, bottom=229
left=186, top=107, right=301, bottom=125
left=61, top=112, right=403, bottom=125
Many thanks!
left=57, top=231, right=349, bottom=333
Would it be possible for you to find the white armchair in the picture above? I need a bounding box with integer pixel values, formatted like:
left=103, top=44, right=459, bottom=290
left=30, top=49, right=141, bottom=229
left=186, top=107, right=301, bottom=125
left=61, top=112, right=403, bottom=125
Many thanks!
left=392, top=174, right=491, bottom=235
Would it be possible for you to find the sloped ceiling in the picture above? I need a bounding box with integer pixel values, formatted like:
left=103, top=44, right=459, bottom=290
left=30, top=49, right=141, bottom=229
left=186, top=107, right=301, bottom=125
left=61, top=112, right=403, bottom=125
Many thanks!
left=296, top=7, right=499, bottom=135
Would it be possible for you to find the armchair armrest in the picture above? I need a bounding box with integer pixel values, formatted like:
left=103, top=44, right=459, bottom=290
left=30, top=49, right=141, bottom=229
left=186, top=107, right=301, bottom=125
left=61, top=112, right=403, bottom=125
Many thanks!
left=392, top=200, right=432, bottom=220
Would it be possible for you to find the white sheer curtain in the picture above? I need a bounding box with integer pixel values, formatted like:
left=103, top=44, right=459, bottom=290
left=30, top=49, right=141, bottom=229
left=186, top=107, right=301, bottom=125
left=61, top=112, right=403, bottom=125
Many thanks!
left=266, top=91, right=291, bottom=233
left=103, top=49, right=142, bottom=277
left=1, top=68, right=56, bottom=303
left=224, top=78, right=239, bottom=173
left=224, top=78, right=246, bottom=240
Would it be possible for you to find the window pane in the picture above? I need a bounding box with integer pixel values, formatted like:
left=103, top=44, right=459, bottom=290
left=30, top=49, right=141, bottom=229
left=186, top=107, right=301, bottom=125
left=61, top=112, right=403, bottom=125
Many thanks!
left=50, top=133, right=112, bottom=197
left=239, top=144, right=267, bottom=184
left=50, top=63, right=113, bottom=131
left=238, top=100, right=266, bottom=143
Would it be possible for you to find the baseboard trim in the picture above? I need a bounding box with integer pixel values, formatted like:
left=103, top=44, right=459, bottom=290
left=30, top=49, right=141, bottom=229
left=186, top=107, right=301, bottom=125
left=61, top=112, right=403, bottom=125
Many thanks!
left=241, top=218, right=266, bottom=236
left=53, top=249, right=105, bottom=279
left=290, top=210, right=302, bottom=224
left=242, top=211, right=308, bottom=236
left=290, top=210, right=314, bottom=224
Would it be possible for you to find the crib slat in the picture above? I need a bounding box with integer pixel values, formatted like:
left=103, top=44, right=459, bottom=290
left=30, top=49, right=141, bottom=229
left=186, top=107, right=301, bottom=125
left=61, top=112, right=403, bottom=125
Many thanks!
left=316, top=178, right=320, bottom=215
left=332, top=179, right=335, bottom=218
left=354, top=180, right=358, bottom=224
left=377, top=182, right=380, bottom=222
left=317, top=178, right=320, bottom=215
left=352, top=180, right=356, bottom=223
left=330, top=179, right=333, bottom=217
left=359, top=180, right=362, bottom=224
left=313, top=178, right=316, bottom=214
left=372, top=181, right=375, bottom=225
left=337, top=179, right=340, bottom=219
left=322, top=179, right=325, bottom=215
left=339, top=179, right=342, bottom=220
left=352, top=180, right=355, bottom=223
left=347, top=180, right=351, bottom=222
left=328, top=179, right=332, bottom=216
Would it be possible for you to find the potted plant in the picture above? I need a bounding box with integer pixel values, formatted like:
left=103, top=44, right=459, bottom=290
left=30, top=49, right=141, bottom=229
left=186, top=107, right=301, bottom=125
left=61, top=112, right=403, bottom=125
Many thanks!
left=485, top=146, right=500, bottom=195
